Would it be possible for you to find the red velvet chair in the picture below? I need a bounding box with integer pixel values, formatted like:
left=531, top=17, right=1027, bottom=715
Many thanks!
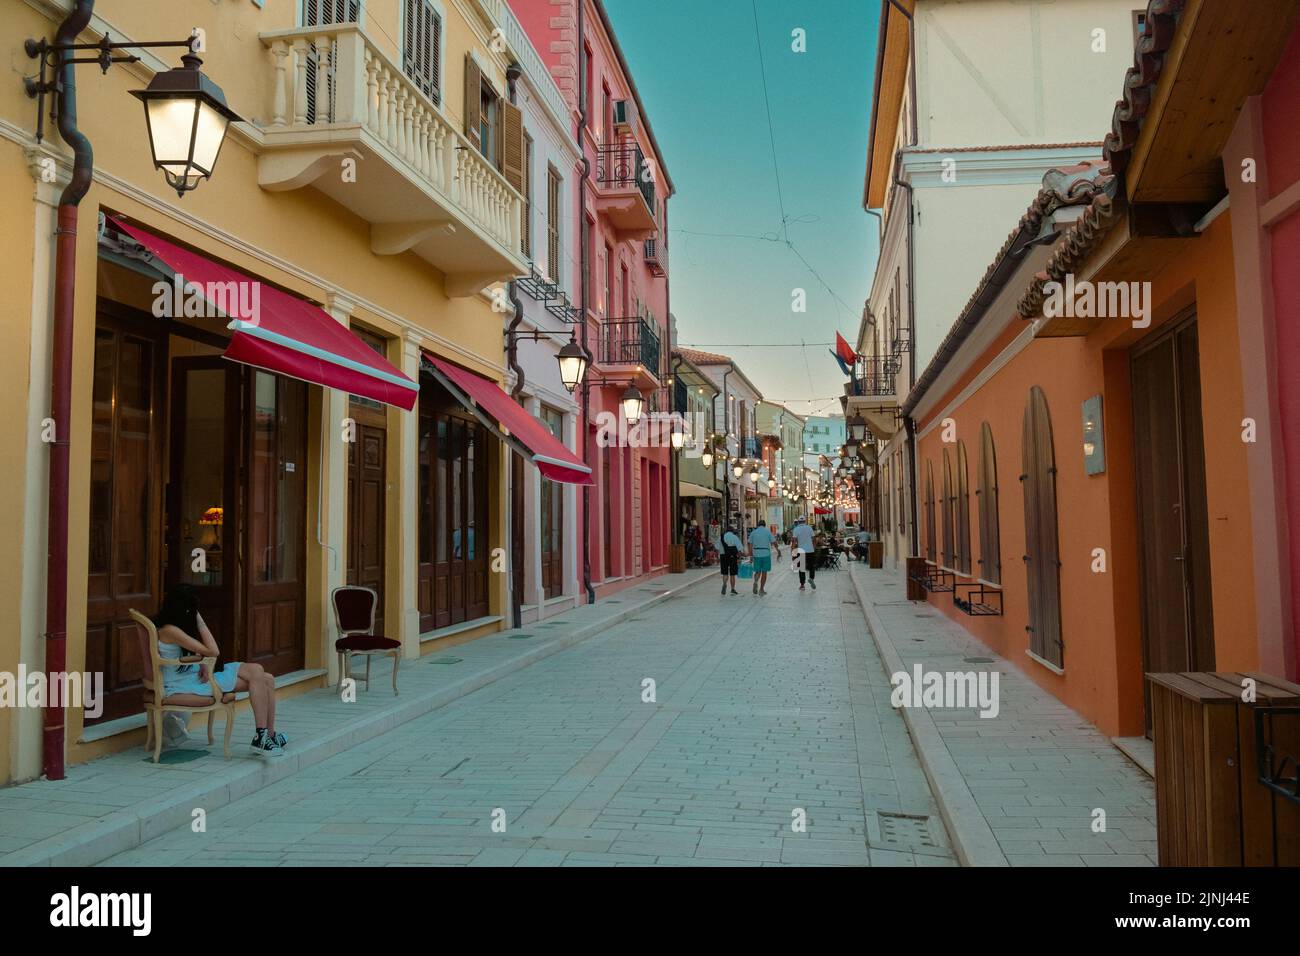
left=330, top=587, right=401, bottom=695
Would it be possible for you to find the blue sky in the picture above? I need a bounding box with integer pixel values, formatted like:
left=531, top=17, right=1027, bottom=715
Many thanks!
left=605, top=0, right=882, bottom=418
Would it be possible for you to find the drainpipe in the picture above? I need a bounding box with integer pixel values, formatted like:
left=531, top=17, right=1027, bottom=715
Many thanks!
left=44, top=0, right=95, bottom=782
left=895, top=164, right=920, bottom=558
left=721, top=363, right=733, bottom=522
left=504, top=61, right=524, bottom=628
left=505, top=62, right=526, bottom=403
left=577, top=0, right=595, bottom=605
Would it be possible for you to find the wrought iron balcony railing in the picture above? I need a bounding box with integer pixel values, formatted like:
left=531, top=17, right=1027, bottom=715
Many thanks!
left=596, top=142, right=655, bottom=214
left=673, top=376, right=688, bottom=415
left=849, top=357, right=899, bottom=398
left=598, top=316, right=660, bottom=375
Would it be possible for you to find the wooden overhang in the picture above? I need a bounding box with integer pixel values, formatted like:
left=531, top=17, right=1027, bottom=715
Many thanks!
left=1027, top=0, right=1300, bottom=337
left=863, top=0, right=915, bottom=210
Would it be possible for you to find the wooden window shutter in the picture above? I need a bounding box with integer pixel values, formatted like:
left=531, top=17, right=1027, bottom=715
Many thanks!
left=956, top=439, right=971, bottom=575
left=547, top=167, right=560, bottom=283
left=401, top=0, right=441, bottom=104
left=941, top=449, right=954, bottom=569
left=520, top=136, right=532, bottom=257
left=925, top=460, right=936, bottom=562
left=1022, top=387, right=1062, bottom=666
left=501, top=100, right=524, bottom=192
left=978, top=422, right=1000, bottom=585
left=464, top=54, right=482, bottom=146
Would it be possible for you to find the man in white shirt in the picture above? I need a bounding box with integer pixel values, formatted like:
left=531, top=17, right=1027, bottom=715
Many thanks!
left=720, top=524, right=742, bottom=595
left=791, top=518, right=817, bottom=591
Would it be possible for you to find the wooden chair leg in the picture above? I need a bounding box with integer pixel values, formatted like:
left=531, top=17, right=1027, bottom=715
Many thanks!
left=207, top=711, right=215, bottom=745
left=365, top=654, right=371, bottom=692
left=337, top=651, right=345, bottom=690
left=391, top=650, right=399, bottom=695
left=151, top=709, right=164, bottom=764
left=144, top=708, right=155, bottom=753
left=222, top=706, right=233, bottom=759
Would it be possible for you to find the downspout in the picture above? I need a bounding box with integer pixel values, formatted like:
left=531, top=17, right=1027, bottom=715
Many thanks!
left=884, top=0, right=920, bottom=558
left=896, top=165, right=920, bottom=557
left=504, top=61, right=524, bottom=628
left=45, top=0, right=96, bottom=782
left=666, top=202, right=682, bottom=566
left=721, top=364, right=734, bottom=520
left=577, top=0, right=595, bottom=605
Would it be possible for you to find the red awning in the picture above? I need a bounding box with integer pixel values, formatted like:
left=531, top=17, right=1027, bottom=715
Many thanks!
left=113, top=219, right=418, bottom=410
left=422, top=353, right=593, bottom=486
left=814, top=506, right=833, bottom=515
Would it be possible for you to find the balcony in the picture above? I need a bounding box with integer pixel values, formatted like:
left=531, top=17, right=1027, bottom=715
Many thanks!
left=844, top=358, right=901, bottom=440
left=593, top=142, right=658, bottom=241
left=645, top=237, right=665, bottom=277
left=597, top=317, right=661, bottom=389
left=257, top=25, right=525, bottom=296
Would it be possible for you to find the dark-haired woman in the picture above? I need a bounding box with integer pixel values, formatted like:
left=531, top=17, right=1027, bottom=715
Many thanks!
left=153, top=584, right=285, bottom=757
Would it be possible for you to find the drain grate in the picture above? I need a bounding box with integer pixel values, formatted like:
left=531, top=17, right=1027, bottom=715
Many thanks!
left=508, top=633, right=533, bottom=640
left=431, top=656, right=464, bottom=665
left=963, top=656, right=994, bottom=664
left=877, top=811, right=936, bottom=848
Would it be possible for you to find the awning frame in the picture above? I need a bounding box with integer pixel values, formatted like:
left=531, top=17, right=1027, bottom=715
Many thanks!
left=420, top=354, right=593, bottom=484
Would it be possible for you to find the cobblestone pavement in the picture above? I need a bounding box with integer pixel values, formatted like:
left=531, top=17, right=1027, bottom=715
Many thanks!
left=100, top=562, right=958, bottom=867
left=850, top=564, right=1158, bottom=866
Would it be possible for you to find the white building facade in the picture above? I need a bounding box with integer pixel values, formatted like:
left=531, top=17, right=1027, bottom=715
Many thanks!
left=504, top=52, right=583, bottom=624
left=854, top=0, right=1146, bottom=582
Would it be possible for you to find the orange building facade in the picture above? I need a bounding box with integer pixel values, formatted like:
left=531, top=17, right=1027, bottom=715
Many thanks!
left=905, top=0, right=1300, bottom=738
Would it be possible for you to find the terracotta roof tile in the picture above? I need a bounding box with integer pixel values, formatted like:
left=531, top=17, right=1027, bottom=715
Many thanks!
left=1102, top=0, right=1189, bottom=190
left=674, top=347, right=733, bottom=366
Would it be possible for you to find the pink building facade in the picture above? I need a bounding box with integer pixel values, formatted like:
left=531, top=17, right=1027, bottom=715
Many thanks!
left=512, top=0, right=676, bottom=599
left=1224, top=18, right=1300, bottom=678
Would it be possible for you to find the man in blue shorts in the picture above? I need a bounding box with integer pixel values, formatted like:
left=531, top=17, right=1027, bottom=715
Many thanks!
left=747, top=519, right=775, bottom=596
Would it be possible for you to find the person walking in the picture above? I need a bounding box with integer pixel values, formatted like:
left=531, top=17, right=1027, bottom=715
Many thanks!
left=720, top=523, right=742, bottom=595
left=747, top=519, right=775, bottom=596
left=791, top=517, right=817, bottom=591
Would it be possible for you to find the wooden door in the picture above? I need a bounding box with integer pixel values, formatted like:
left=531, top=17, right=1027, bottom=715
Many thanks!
left=346, top=411, right=387, bottom=636
left=243, top=371, right=307, bottom=674
left=1021, top=386, right=1063, bottom=668
left=85, top=318, right=165, bottom=723
left=511, top=450, right=526, bottom=614
left=419, top=383, right=490, bottom=630
left=1132, top=315, right=1215, bottom=732
left=166, top=356, right=239, bottom=665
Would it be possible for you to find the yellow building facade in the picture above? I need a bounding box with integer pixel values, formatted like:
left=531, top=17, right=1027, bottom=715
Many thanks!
left=0, top=0, right=543, bottom=783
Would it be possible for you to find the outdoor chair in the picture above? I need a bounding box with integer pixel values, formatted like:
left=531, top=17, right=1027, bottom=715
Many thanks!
left=331, top=586, right=401, bottom=695
left=129, top=609, right=235, bottom=763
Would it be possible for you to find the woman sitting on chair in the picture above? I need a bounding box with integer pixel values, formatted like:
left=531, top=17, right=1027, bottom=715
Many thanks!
left=153, top=584, right=286, bottom=757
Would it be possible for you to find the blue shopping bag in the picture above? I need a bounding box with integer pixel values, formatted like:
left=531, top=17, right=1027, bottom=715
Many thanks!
left=737, top=561, right=754, bottom=580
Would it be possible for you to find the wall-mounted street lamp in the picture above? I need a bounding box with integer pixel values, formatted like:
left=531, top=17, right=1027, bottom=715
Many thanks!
left=767, top=477, right=776, bottom=490
left=848, top=414, right=867, bottom=442
left=748, top=466, right=759, bottom=484
left=701, top=448, right=714, bottom=469
left=670, top=416, right=686, bottom=449
left=131, top=53, right=242, bottom=196
left=619, top=385, right=645, bottom=425
left=557, top=339, right=588, bottom=393
left=732, top=461, right=745, bottom=479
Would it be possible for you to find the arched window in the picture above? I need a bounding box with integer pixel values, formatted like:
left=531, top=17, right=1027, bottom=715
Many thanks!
left=925, top=460, right=936, bottom=562
left=1022, top=386, right=1062, bottom=668
left=941, top=448, right=954, bottom=569
left=956, top=439, right=971, bottom=575
left=977, top=422, right=1000, bottom=585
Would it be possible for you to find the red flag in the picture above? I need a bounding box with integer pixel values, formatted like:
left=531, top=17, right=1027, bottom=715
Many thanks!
left=832, top=332, right=858, bottom=376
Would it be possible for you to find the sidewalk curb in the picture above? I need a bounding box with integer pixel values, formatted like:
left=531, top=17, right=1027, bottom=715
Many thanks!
left=847, top=566, right=1009, bottom=868
left=2, top=571, right=714, bottom=868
